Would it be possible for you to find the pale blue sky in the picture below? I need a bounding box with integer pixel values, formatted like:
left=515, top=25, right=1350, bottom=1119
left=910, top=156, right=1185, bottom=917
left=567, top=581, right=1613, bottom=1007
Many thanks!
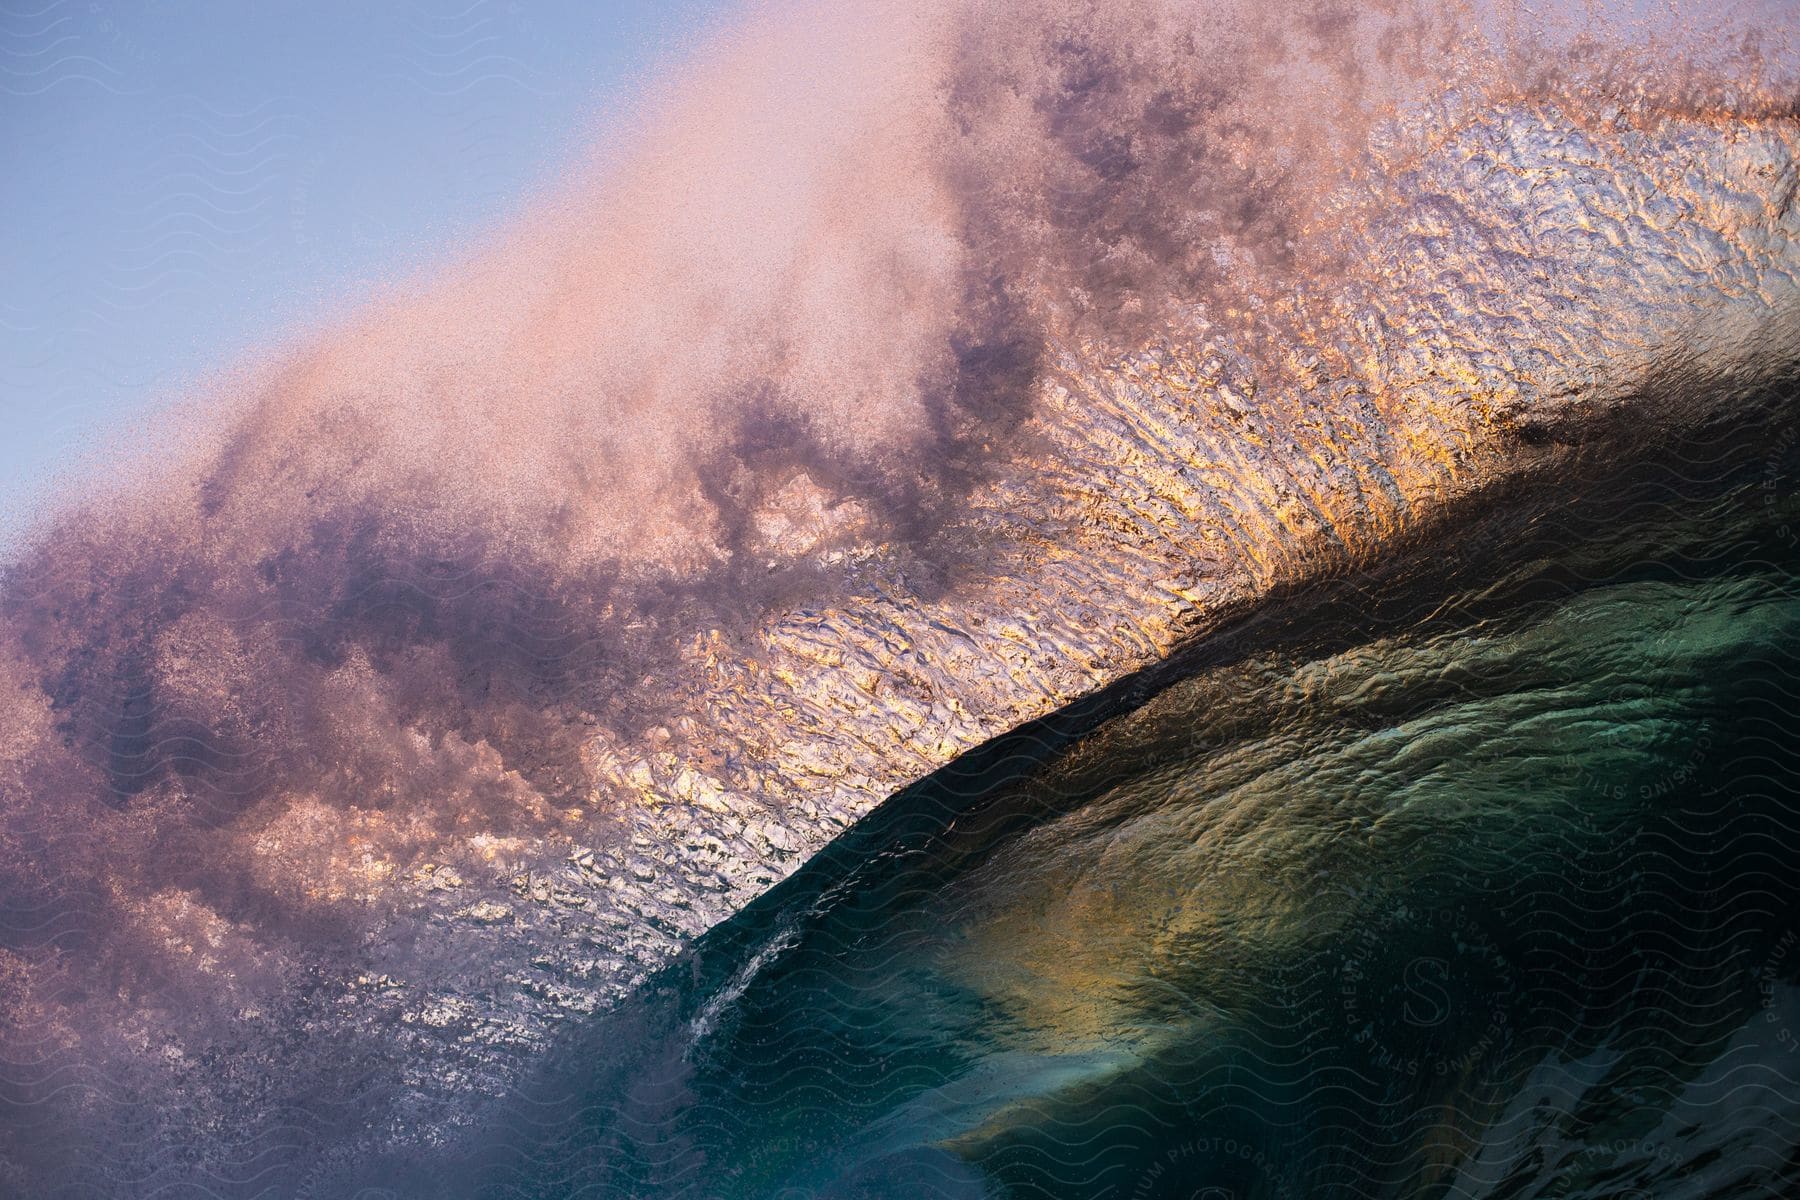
left=1, top=0, right=725, bottom=540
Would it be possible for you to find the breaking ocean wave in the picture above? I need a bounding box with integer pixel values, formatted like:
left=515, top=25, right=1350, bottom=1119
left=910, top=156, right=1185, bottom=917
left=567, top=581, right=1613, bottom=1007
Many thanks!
left=3, top=1, right=1800, bottom=1195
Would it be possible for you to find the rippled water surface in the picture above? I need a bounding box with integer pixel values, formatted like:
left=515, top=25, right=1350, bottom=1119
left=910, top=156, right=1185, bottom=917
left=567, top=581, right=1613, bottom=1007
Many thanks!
left=4, top=5, right=1799, bottom=1196
left=365, top=426, right=1800, bottom=1199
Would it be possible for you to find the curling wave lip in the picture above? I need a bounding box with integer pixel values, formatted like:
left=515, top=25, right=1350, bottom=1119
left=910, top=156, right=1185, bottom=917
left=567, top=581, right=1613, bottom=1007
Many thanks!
left=1, top=0, right=1798, bottom=1189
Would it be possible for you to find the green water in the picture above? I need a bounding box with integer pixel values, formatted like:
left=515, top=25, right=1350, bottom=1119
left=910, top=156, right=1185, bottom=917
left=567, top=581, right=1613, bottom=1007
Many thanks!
left=437, top=425, right=1800, bottom=1199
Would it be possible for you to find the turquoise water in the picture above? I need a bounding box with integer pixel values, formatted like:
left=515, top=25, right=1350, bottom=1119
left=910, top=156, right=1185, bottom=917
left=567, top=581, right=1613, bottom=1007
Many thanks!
left=425, top=422, right=1800, bottom=1199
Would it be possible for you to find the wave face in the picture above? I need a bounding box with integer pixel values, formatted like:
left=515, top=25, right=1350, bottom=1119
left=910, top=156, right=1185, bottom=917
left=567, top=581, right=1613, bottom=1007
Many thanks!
left=422, top=425, right=1800, bottom=1199
left=2, top=0, right=1799, bottom=1191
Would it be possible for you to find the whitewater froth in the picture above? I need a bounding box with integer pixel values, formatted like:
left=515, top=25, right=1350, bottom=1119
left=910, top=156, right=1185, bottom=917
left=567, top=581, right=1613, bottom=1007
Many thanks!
left=1, top=0, right=1798, bottom=1190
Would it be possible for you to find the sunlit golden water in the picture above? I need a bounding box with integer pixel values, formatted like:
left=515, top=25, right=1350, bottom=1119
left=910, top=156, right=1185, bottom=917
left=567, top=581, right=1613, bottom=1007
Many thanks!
left=436, top=429, right=1800, bottom=1199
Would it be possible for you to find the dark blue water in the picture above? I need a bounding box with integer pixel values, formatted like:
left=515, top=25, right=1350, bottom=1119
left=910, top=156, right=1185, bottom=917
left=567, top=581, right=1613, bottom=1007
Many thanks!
left=369, top=418, right=1800, bottom=1199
